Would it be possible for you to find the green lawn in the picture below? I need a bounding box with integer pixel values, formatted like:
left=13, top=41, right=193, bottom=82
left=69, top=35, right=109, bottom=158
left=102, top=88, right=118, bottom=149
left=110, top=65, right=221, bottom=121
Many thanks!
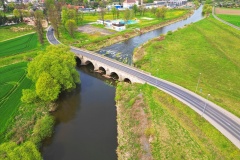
left=0, top=62, right=33, bottom=139
left=0, top=33, right=38, bottom=58
left=116, top=83, right=240, bottom=159
left=0, top=23, right=35, bottom=42
left=216, top=14, right=240, bottom=26
left=134, top=16, right=240, bottom=117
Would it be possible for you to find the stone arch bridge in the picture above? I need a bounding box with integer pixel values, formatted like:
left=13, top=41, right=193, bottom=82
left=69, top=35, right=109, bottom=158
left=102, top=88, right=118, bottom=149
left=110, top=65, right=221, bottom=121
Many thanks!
left=75, top=54, right=144, bottom=83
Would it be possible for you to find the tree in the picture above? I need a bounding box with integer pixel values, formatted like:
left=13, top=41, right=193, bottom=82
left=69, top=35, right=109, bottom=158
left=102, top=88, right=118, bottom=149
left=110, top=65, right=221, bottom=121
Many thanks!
left=124, top=9, right=133, bottom=23
left=25, top=45, right=80, bottom=102
left=156, top=7, right=167, bottom=19
left=34, top=10, right=44, bottom=45
left=151, top=7, right=157, bottom=16
left=111, top=6, right=117, bottom=19
left=48, top=4, right=61, bottom=38
left=65, top=19, right=77, bottom=38
left=61, top=7, right=68, bottom=25
left=132, top=4, right=138, bottom=16
left=13, top=9, right=20, bottom=18
left=99, top=7, right=106, bottom=25
left=0, top=141, right=41, bottom=160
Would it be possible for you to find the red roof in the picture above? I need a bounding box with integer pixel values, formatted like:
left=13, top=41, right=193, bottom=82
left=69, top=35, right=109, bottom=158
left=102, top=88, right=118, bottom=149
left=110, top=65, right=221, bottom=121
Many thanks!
left=123, top=0, right=137, bottom=3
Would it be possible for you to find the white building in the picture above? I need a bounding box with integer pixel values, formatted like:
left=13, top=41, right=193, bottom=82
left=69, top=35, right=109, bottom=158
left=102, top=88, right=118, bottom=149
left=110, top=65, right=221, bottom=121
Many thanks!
left=123, top=0, right=139, bottom=9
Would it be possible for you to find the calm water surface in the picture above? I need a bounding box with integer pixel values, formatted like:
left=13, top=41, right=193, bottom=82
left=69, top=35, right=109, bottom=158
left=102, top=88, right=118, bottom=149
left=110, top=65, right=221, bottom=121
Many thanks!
left=42, top=66, right=117, bottom=160
left=42, top=6, right=204, bottom=160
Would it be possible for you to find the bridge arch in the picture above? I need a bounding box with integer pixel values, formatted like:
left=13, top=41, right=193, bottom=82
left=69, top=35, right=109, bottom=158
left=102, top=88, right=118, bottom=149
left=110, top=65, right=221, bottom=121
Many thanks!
left=124, top=78, right=131, bottom=84
left=75, top=56, right=82, bottom=67
left=110, top=72, right=119, bottom=80
left=99, top=67, right=106, bottom=74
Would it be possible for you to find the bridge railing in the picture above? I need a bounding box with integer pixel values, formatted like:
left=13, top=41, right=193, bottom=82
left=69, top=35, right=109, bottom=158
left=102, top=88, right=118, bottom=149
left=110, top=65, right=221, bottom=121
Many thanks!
left=70, top=46, right=152, bottom=76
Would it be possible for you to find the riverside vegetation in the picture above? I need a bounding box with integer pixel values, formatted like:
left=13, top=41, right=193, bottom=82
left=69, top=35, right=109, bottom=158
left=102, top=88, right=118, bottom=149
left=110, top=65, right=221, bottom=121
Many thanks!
left=116, top=83, right=240, bottom=159
left=0, top=24, right=80, bottom=158
left=134, top=16, right=240, bottom=117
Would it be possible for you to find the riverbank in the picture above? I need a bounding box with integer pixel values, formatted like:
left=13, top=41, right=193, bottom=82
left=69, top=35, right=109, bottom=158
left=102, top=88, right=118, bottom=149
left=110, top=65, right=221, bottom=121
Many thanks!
left=116, top=83, right=240, bottom=159
left=83, top=10, right=193, bottom=51
left=133, top=16, right=240, bottom=117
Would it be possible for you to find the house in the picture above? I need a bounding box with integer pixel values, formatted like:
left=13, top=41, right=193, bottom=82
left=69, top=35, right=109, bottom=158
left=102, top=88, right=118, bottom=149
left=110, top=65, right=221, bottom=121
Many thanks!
left=123, top=0, right=139, bottom=9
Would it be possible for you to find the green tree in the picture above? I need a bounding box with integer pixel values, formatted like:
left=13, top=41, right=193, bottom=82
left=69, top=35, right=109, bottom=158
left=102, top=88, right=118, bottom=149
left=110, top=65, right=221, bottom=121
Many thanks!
left=124, top=9, right=133, bottom=24
left=151, top=7, right=157, bottom=16
left=61, top=7, right=68, bottom=25
left=132, top=4, right=138, bottom=16
left=65, top=19, right=77, bottom=38
left=99, top=7, right=106, bottom=25
left=25, top=45, right=80, bottom=102
left=34, top=10, right=44, bottom=45
left=13, top=9, right=20, bottom=18
left=156, top=7, right=167, bottom=19
left=111, top=6, right=117, bottom=19
left=0, top=141, right=41, bottom=160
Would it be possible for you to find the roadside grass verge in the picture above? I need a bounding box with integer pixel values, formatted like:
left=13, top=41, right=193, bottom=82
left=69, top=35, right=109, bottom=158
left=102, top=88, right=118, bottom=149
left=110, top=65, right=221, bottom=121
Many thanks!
left=59, top=9, right=190, bottom=50
left=0, top=23, right=34, bottom=42
left=216, top=14, right=240, bottom=26
left=0, top=33, right=38, bottom=58
left=134, top=16, right=240, bottom=117
left=116, top=83, right=240, bottom=159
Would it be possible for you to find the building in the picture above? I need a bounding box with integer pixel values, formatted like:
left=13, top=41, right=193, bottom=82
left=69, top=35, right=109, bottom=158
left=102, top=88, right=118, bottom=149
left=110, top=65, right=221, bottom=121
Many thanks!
left=123, top=0, right=139, bottom=9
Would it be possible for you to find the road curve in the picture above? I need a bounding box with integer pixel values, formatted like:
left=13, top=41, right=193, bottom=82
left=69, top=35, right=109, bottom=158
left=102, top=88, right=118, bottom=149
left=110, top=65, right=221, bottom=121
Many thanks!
left=46, top=26, right=240, bottom=149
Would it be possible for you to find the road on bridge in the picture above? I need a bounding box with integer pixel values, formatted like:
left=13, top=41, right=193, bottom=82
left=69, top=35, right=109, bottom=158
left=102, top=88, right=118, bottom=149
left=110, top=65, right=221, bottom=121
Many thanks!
left=46, top=26, right=240, bottom=149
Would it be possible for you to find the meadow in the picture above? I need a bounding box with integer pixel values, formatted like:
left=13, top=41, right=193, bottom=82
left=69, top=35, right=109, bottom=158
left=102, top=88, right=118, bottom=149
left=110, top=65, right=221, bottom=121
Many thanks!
left=216, top=14, right=240, bottom=26
left=0, top=33, right=38, bottom=58
left=116, top=83, right=240, bottom=159
left=134, top=16, right=240, bottom=117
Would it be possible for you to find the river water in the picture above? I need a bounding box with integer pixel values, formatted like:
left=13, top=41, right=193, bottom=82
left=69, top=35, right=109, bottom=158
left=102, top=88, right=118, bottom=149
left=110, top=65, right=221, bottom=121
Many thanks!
left=42, top=6, right=204, bottom=160
left=98, top=5, right=204, bottom=65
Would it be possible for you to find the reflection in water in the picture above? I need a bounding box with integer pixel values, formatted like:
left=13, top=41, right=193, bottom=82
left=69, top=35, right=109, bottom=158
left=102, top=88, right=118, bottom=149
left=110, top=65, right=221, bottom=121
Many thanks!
left=98, top=5, right=204, bottom=65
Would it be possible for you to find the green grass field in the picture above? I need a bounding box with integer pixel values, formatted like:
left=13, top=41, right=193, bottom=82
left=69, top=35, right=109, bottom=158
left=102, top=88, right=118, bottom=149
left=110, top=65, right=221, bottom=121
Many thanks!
left=0, top=23, right=35, bottom=42
left=116, top=83, right=240, bottom=159
left=134, top=16, right=240, bottom=117
left=0, top=62, right=33, bottom=138
left=216, top=14, right=240, bottom=26
left=0, top=33, right=38, bottom=58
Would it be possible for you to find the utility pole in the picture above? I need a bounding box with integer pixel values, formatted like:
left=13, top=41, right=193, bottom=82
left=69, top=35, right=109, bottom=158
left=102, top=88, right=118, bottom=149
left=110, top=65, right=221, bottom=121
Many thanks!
left=202, top=94, right=210, bottom=117
left=195, top=73, right=201, bottom=93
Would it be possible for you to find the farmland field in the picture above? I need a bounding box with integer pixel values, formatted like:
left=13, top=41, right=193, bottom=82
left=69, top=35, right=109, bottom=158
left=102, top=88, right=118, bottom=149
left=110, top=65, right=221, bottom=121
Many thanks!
left=0, top=62, right=33, bottom=139
left=215, top=7, right=240, bottom=15
left=0, top=23, right=35, bottom=42
left=216, top=14, right=240, bottom=27
left=0, top=33, right=38, bottom=58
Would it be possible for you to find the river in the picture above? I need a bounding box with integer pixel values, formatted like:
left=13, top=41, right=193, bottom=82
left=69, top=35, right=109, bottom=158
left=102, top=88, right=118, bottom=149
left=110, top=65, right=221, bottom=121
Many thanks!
left=42, top=6, right=204, bottom=160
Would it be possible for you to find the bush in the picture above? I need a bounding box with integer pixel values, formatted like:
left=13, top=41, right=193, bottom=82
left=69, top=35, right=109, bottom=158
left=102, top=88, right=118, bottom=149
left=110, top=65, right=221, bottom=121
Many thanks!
left=31, top=115, right=54, bottom=146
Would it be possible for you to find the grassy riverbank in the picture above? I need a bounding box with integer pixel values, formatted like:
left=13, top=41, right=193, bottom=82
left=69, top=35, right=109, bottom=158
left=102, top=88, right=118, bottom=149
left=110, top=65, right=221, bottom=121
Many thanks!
left=58, top=9, right=191, bottom=51
left=134, top=16, right=240, bottom=117
left=116, top=83, right=240, bottom=159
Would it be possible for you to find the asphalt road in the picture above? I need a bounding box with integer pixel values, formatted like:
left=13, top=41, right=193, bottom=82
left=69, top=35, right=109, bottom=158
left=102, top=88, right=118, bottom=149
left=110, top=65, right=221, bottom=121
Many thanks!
left=46, top=26, right=240, bottom=149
